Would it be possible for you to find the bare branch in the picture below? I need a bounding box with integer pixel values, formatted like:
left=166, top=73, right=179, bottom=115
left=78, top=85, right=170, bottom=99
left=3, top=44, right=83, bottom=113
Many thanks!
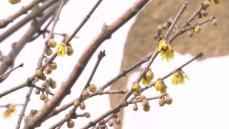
left=24, top=1, right=150, bottom=128
left=0, top=0, right=43, bottom=29
left=0, top=1, right=60, bottom=76
left=0, top=0, right=59, bottom=43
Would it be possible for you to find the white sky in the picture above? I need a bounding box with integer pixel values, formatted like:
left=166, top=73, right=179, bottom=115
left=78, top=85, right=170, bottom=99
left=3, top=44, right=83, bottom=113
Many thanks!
left=0, top=0, right=229, bottom=129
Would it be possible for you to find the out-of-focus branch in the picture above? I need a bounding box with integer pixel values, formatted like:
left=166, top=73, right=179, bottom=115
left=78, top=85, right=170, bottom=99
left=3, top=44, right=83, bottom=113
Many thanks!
left=24, top=0, right=150, bottom=128
left=0, top=82, right=28, bottom=98
left=0, top=1, right=60, bottom=77
left=0, top=63, right=23, bottom=82
left=16, top=86, right=34, bottom=129
left=0, top=0, right=59, bottom=43
left=0, top=0, right=44, bottom=28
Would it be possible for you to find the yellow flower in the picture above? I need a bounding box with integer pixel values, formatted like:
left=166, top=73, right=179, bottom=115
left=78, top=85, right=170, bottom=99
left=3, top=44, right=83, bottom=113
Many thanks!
left=171, top=70, right=188, bottom=85
left=155, top=79, right=167, bottom=94
left=193, top=25, right=201, bottom=33
left=132, top=82, right=141, bottom=96
left=212, top=19, right=218, bottom=26
left=8, top=0, right=21, bottom=4
left=57, top=43, right=68, bottom=57
left=3, top=104, right=16, bottom=119
left=157, top=39, right=174, bottom=62
left=141, top=69, right=154, bottom=86
left=213, top=0, right=220, bottom=5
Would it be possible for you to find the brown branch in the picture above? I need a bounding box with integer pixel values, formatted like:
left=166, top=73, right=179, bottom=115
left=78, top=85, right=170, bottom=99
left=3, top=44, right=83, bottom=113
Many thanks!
left=16, top=86, right=34, bottom=129
left=99, top=52, right=152, bottom=91
left=0, top=63, right=23, bottom=82
left=169, top=15, right=215, bottom=43
left=29, top=17, right=54, bottom=42
left=0, top=104, right=23, bottom=108
left=164, top=1, right=188, bottom=39
left=45, top=31, right=79, bottom=39
left=65, top=0, right=103, bottom=43
left=0, top=82, right=28, bottom=98
left=128, top=94, right=168, bottom=105
left=83, top=50, right=106, bottom=91
left=0, top=1, right=59, bottom=76
left=24, top=1, right=150, bottom=128
left=0, top=0, right=59, bottom=43
left=0, top=0, right=44, bottom=28
left=33, top=85, right=54, bottom=96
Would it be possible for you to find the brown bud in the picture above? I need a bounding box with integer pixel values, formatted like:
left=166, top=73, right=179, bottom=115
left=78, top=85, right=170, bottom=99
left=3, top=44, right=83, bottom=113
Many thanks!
left=159, top=98, right=166, bottom=107
left=50, top=62, right=57, bottom=70
left=46, top=48, right=52, bottom=56
left=44, top=66, right=52, bottom=74
left=82, top=89, right=90, bottom=98
left=67, top=119, right=75, bottom=128
left=40, top=93, right=46, bottom=100
left=80, top=101, right=86, bottom=110
left=67, top=45, right=74, bottom=56
left=84, top=112, right=90, bottom=118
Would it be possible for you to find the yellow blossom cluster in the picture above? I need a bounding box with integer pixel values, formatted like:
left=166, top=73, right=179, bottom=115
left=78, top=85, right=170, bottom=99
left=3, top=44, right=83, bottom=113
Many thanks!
left=8, top=0, right=21, bottom=4
left=141, top=69, right=154, bottom=86
left=171, top=70, right=188, bottom=85
left=157, top=39, right=174, bottom=62
left=155, top=79, right=167, bottom=94
left=3, top=104, right=16, bottom=119
left=132, top=82, right=142, bottom=96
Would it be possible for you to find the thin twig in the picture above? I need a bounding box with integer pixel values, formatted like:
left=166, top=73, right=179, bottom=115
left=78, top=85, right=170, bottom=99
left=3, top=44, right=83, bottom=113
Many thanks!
left=169, top=16, right=215, bottom=43
left=0, top=0, right=59, bottom=42
left=16, top=86, right=34, bottom=129
left=0, top=104, right=24, bottom=108
left=0, top=63, right=23, bottom=82
left=0, top=82, right=28, bottom=98
left=43, top=30, right=79, bottom=39
left=0, top=1, right=60, bottom=76
left=65, top=0, right=103, bottom=43
left=165, top=1, right=188, bottom=39
left=82, top=50, right=106, bottom=91
left=99, top=52, right=152, bottom=91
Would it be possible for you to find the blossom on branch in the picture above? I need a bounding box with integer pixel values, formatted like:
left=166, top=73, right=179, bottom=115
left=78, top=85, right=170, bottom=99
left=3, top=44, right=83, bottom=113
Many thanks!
left=57, top=43, right=68, bottom=57
left=157, top=39, right=174, bottom=62
left=155, top=79, right=167, bottom=94
left=171, top=70, right=188, bottom=85
left=3, top=104, right=16, bottom=119
left=141, top=69, right=154, bottom=86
